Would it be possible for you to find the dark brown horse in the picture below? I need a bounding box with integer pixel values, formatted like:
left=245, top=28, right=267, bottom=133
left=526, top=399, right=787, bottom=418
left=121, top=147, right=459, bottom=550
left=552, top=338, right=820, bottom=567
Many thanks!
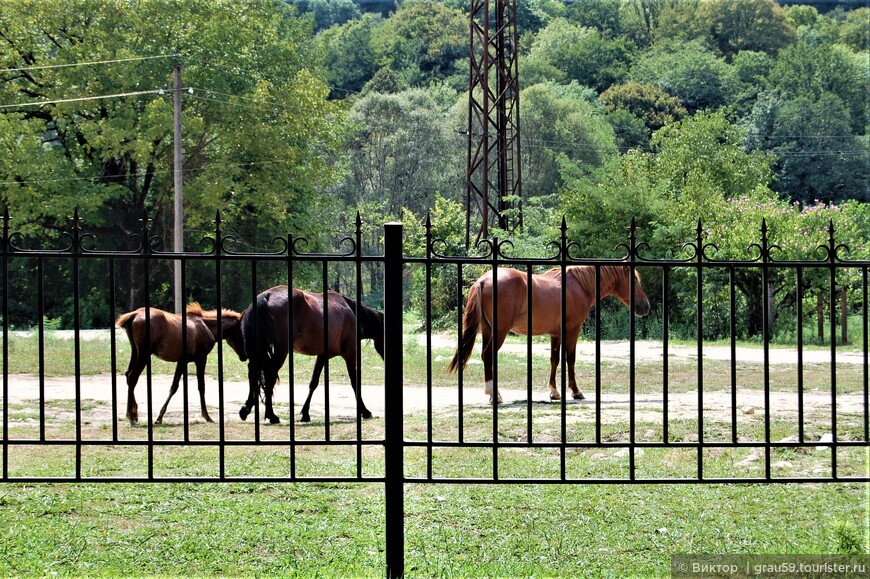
left=448, top=265, right=650, bottom=403
left=239, top=286, right=385, bottom=424
left=116, top=303, right=245, bottom=426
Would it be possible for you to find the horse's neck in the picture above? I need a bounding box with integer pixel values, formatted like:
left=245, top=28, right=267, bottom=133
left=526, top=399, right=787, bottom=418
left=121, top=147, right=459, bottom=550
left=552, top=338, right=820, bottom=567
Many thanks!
left=200, top=312, right=237, bottom=332
left=569, top=265, right=618, bottom=299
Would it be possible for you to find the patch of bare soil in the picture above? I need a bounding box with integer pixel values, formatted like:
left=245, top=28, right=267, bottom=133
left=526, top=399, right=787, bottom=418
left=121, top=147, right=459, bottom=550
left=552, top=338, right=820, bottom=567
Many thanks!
left=3, top=338, right=865, bottom=431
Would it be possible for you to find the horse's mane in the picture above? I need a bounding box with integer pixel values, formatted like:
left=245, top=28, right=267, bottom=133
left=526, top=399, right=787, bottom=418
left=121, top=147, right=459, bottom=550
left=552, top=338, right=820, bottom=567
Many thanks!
left=186, top=302, right=204, bottom=317
left=341, top=295, right=385, bottom=340
left=195, top=305, right=242, bottom=321
left=565, top=264, right=637, bottom=294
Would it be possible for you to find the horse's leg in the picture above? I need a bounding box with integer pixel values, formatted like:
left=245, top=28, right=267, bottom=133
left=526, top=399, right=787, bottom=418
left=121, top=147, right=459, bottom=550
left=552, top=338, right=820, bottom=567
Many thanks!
left=344, top=353, right=372, bottom=420
left=239, top=362, right=259, bottom=421
left=566, top=331, right=584, bottom=400
left=300, top=355, right=326, bottom=423
left=195, top=357, right=214, bottom=423
left=156, top=361, right=184, bottom=424
left=548, top=335, right=561, bottom=401
left=262, top=368, right=280, bottom=425
left=482, top=326, right=507, bottom=405
left=125, top=355, right=147, bottom=426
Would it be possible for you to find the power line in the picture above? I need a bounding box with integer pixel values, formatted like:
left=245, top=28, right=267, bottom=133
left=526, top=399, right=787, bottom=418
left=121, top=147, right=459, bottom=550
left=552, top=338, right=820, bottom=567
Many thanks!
left=0, top=89, right=167, bottom=110
left=0, top=54, right=175, bottom=74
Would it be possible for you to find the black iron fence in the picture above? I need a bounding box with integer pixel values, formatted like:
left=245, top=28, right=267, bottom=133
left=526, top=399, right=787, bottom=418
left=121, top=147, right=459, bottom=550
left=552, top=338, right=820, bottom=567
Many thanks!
left=1, top=210, right=868, bottom=576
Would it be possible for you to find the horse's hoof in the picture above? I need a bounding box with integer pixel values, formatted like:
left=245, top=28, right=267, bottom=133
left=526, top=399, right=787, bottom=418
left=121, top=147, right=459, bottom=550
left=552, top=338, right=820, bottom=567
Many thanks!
left=489, top=395, right=503, bottom=405
left=572, top=391, right=586, bottom=400
left=361, top=411, right=373, bottom=419
left=549, top=391, right=561, bottom=401
left=268, top=415, right=281, bottom=425
left=239, top=406, right=250, bottom=421
left=300, top=414, right=311, bottom=423
left=129, top=420, right=138, bottom=427
left=155, top=418, right=162, bottom=425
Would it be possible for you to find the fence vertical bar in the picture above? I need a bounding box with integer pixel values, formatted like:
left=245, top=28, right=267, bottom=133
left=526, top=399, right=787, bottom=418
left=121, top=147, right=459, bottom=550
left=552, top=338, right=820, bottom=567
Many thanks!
left=761, top=220, right=772, bottom=480
left=797, top=267, right=805, bottom=443
left=37, top=258, right=45, bottom=440
left=2, top=208, right=9, bottom=480
left=383, top=222, right=404, bottom=578
left=695, top=220, right=704, bottom=480
left=863, top=266, right=868, bottom=443
left=213, top=212, right=226, bottom=478
left=827, top=222, right=838, bottom=478
left=662, top=267, right=670, bottom=444
left=729, top=266, right=737, bottom=444
left=71, top=209, right=82, bottom=479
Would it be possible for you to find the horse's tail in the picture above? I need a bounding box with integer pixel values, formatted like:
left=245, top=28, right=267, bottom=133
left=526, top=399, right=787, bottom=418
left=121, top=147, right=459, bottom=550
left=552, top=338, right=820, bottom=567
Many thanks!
left=447, top=281, right=481, bottom=374
left=242, top=294, right=277, bottom=397
left=115, top=310, right=138, bottom=330
left=341, top=295, right=385, bottom=360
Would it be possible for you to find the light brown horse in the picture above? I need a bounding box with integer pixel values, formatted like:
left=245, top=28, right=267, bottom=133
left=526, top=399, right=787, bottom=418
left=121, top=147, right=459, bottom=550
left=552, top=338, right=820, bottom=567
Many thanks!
left=116, top=303, right=246, bottom=426
left=448, top=265, right=651, bottom=403
left=239, top=286, right=385, bottom=424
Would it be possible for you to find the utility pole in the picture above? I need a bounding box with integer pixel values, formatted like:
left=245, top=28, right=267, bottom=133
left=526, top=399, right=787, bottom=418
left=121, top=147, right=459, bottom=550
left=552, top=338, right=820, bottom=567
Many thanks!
left=173, top=58, right=183, bottom=313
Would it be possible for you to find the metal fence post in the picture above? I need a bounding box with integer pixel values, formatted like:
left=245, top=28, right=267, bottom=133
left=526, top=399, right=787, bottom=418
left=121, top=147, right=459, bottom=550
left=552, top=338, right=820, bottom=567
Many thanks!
left=384, top=222, right=404, bottom=577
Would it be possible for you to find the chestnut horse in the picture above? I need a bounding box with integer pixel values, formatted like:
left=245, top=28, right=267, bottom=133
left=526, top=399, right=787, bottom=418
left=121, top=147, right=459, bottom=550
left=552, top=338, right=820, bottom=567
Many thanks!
left=448, top=265, right=650, bottom=403
left=239, top=286, right=385, bottom=424
left=116, top=303, right=245, bottom=426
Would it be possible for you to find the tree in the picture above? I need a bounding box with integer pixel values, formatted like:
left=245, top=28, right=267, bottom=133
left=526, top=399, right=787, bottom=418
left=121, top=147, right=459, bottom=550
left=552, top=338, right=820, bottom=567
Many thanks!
left=650, top=110, right=775, bottom=236
left=629, top=40, right=737, bottom=112
left=697, top=0, right=797, bottom=59
left=316, top=13, right=381, bottom=97
left=520, top=82, right=619, bottom=203
left=0, top=0, right=346, bottom=311
left=369, top=0, right=467, bottom=90
left=743, top=92, right=869, bottom=204
left=840, top=8, right=870, bottom=52
left=599, top=81, right=687, bottom=138
left=566, top=0, right=623, bottom=38
left=297, top=0, right=362, bottom=31
left=767, top=40, right=868, bottom=133
left=621, top=0, right=680, bottom=48
left=702, top=192, right=869, bottom=339
left=526, top=18, right=636, bottom=92
left=342, top=88, right=463, bottom=220
left=741, top=38, right=870, bottom=204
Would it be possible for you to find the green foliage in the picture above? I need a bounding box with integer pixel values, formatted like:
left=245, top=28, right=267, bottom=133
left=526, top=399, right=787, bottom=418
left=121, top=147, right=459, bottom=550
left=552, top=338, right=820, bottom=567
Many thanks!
left=699, top=0, right=797, bottom=58
left=520, top=81, right=619, bottom=201
left=650, top=110, right=775, bottom=237
left=525, top=18, right=636, bottom=92
left=369, top=0, right=467, bottom=90
left=630, top=39, right=738, bottom=112
left=743, top=91, right=869, bottom=204
left=297, top=0, right=362, bottom=32
left=316, top=13, right=381, bottom=96
left=343, top=88, right=463, bottom=218
left=600, top=81, right=687, bottom=135
left=839, top=7, right=870, bottom=52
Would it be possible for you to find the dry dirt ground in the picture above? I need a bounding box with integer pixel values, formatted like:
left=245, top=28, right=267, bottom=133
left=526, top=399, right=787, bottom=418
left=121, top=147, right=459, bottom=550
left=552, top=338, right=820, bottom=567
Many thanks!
left=3, top=335, right=866, bottom=430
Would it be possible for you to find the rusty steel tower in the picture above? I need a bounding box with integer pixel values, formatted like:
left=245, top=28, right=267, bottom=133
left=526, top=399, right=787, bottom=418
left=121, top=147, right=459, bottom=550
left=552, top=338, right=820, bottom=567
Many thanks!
left=466, top=0, right=523, bottom=247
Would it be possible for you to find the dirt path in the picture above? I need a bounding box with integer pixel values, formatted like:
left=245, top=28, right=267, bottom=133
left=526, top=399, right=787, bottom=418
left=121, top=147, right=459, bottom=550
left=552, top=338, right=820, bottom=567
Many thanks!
left=3, top=338, right=865, bottom=428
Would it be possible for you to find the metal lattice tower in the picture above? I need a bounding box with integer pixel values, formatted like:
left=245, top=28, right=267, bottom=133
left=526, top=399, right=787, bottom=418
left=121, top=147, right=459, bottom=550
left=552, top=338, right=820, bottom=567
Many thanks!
left=466, top=0, right=523, bottom=247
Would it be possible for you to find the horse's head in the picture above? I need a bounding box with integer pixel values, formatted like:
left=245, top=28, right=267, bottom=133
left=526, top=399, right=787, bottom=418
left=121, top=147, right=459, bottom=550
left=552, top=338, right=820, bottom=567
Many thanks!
left=362, top=308, right=385, bottom=360
left=614, top=266, right=651, bottom=317
left=222, top=310, right=248, bottom=361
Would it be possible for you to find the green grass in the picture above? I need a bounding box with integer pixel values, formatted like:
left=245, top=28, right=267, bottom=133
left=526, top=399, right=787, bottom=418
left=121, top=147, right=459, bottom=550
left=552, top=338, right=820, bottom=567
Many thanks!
left=0, top=478, right=866, bottom=576
left=0, top=328, right=867, bottom=576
